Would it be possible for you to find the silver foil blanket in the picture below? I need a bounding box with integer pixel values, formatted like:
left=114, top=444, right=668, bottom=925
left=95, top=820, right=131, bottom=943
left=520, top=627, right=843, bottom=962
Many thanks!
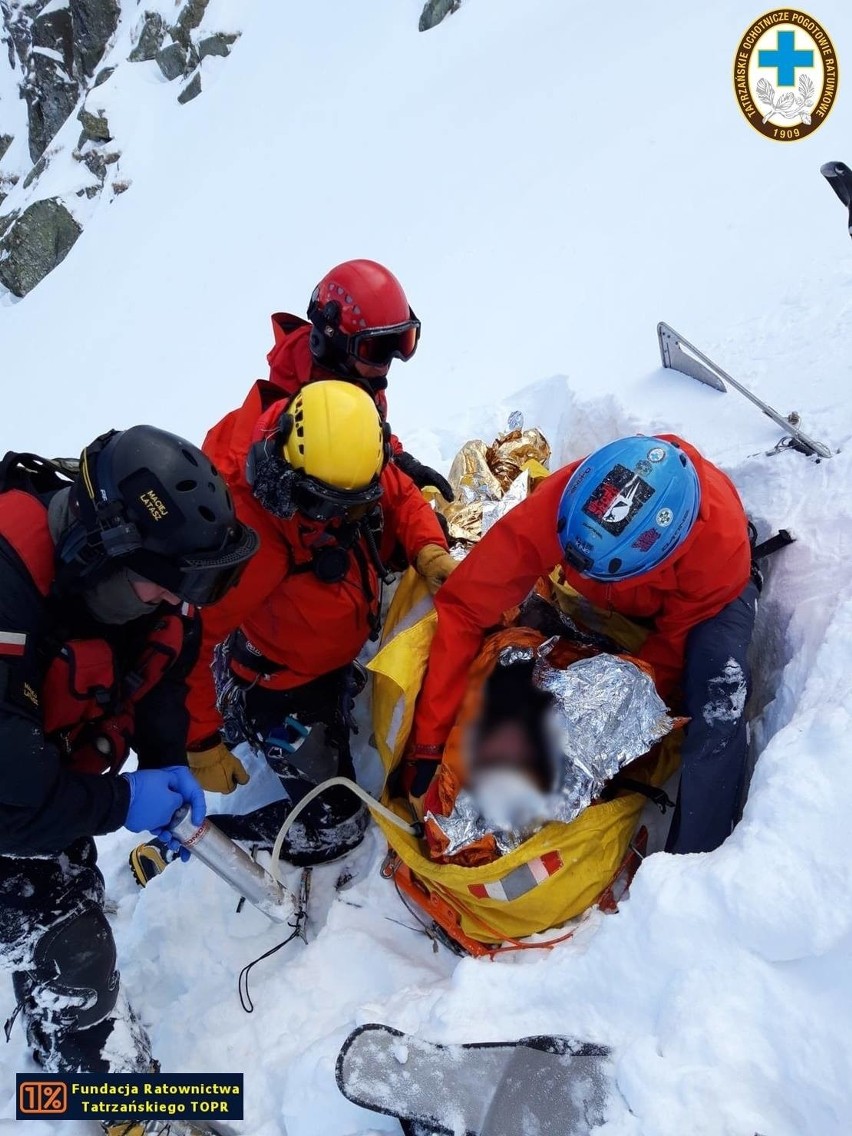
left=430, top=653, right=675, bottom=858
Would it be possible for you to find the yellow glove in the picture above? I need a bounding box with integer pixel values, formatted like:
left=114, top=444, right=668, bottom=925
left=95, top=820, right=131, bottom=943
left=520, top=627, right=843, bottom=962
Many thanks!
left=187, top=742, right=250, bottom=794
left=414, top=543, right=457, bottom=594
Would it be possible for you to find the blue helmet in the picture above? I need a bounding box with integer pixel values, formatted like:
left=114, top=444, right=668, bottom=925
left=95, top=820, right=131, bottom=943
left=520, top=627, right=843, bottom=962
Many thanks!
left=556, top=436, right=701, bottom=581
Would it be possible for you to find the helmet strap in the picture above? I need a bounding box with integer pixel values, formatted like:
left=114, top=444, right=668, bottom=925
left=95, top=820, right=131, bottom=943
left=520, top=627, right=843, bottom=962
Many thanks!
left=55, top=431, right=143, bottom=585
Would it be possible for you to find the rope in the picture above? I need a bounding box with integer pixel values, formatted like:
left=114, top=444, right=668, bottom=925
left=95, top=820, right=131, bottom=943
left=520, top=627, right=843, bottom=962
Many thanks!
left=268, top=776, right=419, bottom=885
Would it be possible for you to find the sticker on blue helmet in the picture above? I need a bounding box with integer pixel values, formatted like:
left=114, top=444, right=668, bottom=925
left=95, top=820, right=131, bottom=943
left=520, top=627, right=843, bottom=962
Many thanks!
left=582, top=465, right=655, bottom=536
left=631, top=528, right=661, bottom=552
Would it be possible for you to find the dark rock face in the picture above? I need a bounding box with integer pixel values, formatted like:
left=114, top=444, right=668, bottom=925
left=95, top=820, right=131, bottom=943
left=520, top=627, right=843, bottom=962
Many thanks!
left=128, top=11, right=166, bottom=63
left=11, top=0, right=120, bottom=162
left=27, top=4, right=78, bottom=162
left=0, top=197, right=82, bottom=296
left=156, top=39, right=188, bottom=81
left=197, top=32, right=238, bottom=62
left=71, top=0, right=120, bottom=78
left=173, top=0, right=209, bottom=47
left=419, top=0, right=462, bottom=32
left=77, top=104, right=111, bottom=143
left=177, top=70, right=202, bottom=104
left=0, top=0, right=242, bottom=294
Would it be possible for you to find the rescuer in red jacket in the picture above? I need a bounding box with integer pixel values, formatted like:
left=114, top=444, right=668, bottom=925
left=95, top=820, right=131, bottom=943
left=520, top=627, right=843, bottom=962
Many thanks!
left=251, top=258, right=454, bottom=501
left=0, top=428, right=255, bottom=1097
left=132, top=381, right=455, bottom=875
left=409, top=434, right=757, bottom=855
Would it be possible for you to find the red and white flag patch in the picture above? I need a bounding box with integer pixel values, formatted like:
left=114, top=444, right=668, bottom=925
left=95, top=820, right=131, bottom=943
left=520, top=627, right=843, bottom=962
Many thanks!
left=468, top=850, right=563, bottom=902
left=0, top=632, right=27, bottom=658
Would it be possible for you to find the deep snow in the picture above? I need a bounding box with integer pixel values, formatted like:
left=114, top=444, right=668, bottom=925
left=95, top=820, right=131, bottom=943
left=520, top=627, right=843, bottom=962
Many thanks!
left=1, top=1, right=852, bottom=1134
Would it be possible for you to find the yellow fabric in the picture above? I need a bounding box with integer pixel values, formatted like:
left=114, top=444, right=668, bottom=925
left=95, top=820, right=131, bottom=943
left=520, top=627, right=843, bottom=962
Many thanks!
left=369, top=569, right=680, bottom=943
left=284, top=380, right=384, bottom=489
left=524, top=457, right=551, bottom=487
left=368, top=569, right=437, bottom=779
left=187, top=742, right=249, bottom=794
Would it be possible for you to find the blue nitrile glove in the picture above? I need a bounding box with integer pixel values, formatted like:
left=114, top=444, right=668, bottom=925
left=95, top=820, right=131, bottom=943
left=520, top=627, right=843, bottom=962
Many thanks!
left=122, top=766, right=206, bottom=858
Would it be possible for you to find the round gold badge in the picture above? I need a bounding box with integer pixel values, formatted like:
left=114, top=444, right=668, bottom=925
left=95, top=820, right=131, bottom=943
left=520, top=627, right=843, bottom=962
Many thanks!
left=734, top=10, right=839, bottom=141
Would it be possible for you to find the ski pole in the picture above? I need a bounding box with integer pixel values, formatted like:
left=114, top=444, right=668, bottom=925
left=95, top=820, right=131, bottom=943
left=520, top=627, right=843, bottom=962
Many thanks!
left=169, top=806, right=297, bottom=924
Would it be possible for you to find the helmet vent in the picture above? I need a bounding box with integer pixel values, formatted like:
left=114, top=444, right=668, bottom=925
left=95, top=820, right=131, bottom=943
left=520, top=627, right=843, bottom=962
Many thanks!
left=181, top=448, right=199, bottom=467
left=199, top=506, right=216, bottom=522
left=608, top=558, right=622, bottom=574
left=176, top=479, right=197, bottom=492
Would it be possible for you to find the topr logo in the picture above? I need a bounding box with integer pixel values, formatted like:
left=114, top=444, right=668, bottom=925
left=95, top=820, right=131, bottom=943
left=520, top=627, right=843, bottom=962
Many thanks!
left=582, top=465, right=655, bottom=536
left=734, top=10, right=839, bottom=141
left=139, top=489, right=169, bottom=521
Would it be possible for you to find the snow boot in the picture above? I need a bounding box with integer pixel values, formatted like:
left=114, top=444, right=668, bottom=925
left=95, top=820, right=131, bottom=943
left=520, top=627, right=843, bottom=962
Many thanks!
left=128, top=839, right=176, bottom=887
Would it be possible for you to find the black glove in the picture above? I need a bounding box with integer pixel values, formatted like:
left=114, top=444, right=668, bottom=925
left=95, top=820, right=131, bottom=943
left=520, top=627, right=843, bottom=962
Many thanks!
left=395, top=450, right=455, bottom=503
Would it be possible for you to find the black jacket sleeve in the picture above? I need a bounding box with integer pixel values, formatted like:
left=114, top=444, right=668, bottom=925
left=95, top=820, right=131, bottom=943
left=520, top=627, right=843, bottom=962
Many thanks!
left=132, top=611, right=200, bottom=770
left=0, top=544, right=130, bottom=856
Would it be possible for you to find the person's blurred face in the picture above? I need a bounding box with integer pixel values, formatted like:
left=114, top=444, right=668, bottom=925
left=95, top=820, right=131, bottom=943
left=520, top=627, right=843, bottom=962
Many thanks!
left=470, top=721, right=547, bottom=791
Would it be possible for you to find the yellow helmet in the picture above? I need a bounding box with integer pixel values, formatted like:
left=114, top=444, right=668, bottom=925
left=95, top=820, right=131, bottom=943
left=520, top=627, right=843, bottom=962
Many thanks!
left=283, top=381, right=385, bottom=491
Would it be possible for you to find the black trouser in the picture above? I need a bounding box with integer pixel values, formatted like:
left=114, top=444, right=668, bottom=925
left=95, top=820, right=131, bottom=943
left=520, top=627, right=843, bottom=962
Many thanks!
left=214, top=667, right=366, bottom=858
left=236, top=666, right=356, bottom=772
left=0, top=839, right=151, bottom=1072
left=666, top=581, right=759, bottom=854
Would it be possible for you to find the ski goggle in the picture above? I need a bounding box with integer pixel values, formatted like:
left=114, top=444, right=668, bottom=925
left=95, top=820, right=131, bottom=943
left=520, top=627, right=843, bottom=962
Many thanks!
left=346, top=313, right=421, bottom=367
left=126, top=523, right=259, bottom=606
left=292, top=475, right=383, bottom=523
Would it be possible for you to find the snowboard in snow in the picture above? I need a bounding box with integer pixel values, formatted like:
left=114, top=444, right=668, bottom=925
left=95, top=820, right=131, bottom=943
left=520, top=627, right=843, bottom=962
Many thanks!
left=336, top=1024, right=614, bottom=1135
left=657, top=321, right=832, bottom=459
left=820, top=160, right=852, bottom=237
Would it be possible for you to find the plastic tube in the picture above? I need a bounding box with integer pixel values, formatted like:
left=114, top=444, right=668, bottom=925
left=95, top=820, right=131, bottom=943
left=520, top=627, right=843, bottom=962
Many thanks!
left=269, top=777, right=419, bottom=885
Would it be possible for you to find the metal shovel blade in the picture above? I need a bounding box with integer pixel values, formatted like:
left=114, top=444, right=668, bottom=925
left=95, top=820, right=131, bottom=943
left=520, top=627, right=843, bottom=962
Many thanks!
left=657, top=322, right=832, bottom=460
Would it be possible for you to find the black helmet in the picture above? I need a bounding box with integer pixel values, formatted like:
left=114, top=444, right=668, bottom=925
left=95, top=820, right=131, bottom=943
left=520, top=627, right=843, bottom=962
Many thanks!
left=58, top=425, right=259, bottom=605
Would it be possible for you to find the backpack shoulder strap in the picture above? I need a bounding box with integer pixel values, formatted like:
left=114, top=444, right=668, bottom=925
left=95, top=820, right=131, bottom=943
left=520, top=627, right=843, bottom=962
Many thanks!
left=0, top=452, right=76, bottom=498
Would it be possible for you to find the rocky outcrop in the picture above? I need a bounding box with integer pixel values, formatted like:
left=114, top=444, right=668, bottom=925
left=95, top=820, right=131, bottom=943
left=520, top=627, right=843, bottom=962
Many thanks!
left=0, top=0, right=242, bottom=295
left=127, top=11, right=165, bottom=63
left=177, top=71, right=201, bottom=105
left=419, top=0, right=463, bottom=32
left=3, top=0, right=120, bottom=164
left=0, top=197, right=82, bottom=295
left=72, top=0, right=120, bottom=78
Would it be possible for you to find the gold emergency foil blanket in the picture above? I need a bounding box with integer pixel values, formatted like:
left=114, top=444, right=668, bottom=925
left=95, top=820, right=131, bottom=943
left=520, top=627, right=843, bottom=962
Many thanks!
left=437, top=425, right=551, bottom=546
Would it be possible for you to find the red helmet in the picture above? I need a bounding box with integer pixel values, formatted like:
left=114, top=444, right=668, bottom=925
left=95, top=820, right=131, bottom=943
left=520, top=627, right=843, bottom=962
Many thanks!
left=307, top=259, right=420, bottom=380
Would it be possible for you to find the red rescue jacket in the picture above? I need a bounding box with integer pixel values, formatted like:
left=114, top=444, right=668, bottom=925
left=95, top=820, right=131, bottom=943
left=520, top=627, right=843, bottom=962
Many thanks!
left=413, top=435, right=752, bottom=747
left=185, top=386, right=447, bottom=746
left=267, top=313, right=403, bottom=453
left=0, top=489, right=192, bottom=776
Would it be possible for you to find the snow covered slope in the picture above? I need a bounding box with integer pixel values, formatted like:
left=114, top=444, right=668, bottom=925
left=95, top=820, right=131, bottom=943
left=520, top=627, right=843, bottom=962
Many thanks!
left=1, top=1, right=852, bottom=1134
